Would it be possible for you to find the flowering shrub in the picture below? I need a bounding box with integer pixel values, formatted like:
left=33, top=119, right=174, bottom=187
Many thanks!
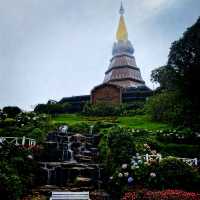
left=142, top=190, right=200, bottom=200
left=157, top=157, right=200, bottom=191
left=156, top=128, right=200, bottom=145
left=121, top=192, right=137, bottom=200
left=121, top=190, right=200, bottom=200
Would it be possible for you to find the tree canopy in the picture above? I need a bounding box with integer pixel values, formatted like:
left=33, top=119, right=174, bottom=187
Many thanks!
left=149, top=17, right=200, bottom=129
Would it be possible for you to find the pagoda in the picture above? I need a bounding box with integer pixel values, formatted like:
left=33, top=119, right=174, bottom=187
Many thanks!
left=103, top=1, right=145, bottom=88
left=91, top=1, right=151, bottom=104
left=61, top=1, right=152, bottom=106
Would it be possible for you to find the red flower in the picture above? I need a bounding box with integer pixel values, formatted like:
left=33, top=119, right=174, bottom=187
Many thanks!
left=143, top=190, right=200, bottom=200
left=121, top=192, right=137, bottom=200
left=121, top=190, right=200, bottom=200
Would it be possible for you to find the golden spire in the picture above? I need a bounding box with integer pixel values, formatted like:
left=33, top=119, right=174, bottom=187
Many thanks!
left=116, top=1, right=128, bottom=41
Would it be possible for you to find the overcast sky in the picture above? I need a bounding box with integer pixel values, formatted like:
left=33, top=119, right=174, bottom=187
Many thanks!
left=0, top=0, right=200, bottom=110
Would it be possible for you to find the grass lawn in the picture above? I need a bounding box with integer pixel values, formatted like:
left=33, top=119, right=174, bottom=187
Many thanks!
left=52, top=114, right=171, bottom=130
left=51, top=114, right=86, bottom=125
left=118, top=115, right=172, bottom=130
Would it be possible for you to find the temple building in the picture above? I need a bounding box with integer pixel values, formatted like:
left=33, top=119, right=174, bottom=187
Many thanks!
left=91, top=2, right=151, bottom=104
left=60, top=2, right=152, bottom=107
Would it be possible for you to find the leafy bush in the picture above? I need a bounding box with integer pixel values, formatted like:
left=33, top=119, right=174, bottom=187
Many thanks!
left=0, top=112, right=54, bottom=143
left=30, top=128, right=45, bottom=143
left=35, top=102, right=85, bottom=114
left=3, top=106, right=22, bottom=118
left=69, top=122, right=90, bottom=133
left=34, top=103, right=65, bottom=114
left=0, top=118, right=16, bottom=128
left=0, top=143, right=38, bottom=200
left=99, top=127, right=137, bottom=183
left=156, top=128, right=200, bottom=145
left=160, top=144, right=200, bottom=158
left=144, top=91, right=185, bottom=125
left=157, top=157, right=200, bottom=191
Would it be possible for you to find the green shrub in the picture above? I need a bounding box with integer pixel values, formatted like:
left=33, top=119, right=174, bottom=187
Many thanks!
left=157, top=157, right=200, bottom=191
left=34, top=103, right=65, bottom=114
left=0, top=118, right=16, bottom=128
left=69, top=122, right=90, bottom=133
left=30, top=128, right=44, bottom=143
left=107, top=127, right=136, bottom=168
left=0, top=143, right=38, bottom=200
left=3, top=106, right=22, bottom=118
left=160, top=143, right=200, bottom=158
left=156, top=128, right=200, bottom=145
left=93, top=121, right=115, bottom=134
left=144, top=91, right=185, bottom=125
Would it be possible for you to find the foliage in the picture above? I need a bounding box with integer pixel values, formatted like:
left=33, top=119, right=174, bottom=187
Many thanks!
left=107, top=127, right=136, bottom=167
left=151, top=66, right=178, bottom=91
left=3, top=106, right=22, bottom=118
left=144, top=91, right=185, bottom=125
left=0, top=118, right=16, bottom=128
left=99, top=126, right=200, bottom=196
left=69, top=122, right=90, bottom=133
left=156, top=128, right=200, bottom=145
left=0, top=112, right=54, bottom=143
left=156, top=157, right=200, bottom=191
left=82, top=102, right=126, bottom=116
left=160, top=143, right=200, bottom=159
left=34, top=103, right=65, bottom=115
left=0, top=143, right=38, bottom=200
left=34, top=101, right=86, bottom=115
left=150, top=17, right=200, bottom=129
left=99, top=127, right=137, bottom=177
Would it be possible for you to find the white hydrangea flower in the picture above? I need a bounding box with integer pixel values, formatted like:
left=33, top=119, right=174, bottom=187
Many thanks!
left=150, top=172, right=156, bottom=178
left=124, top=172, right=129, bottom=177
left=122, top=164, right=128, bottom=169
left=131, top=165, right=135, bottom=170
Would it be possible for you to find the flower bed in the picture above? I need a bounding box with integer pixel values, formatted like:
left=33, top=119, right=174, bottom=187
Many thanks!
left=122, top=190, right=200, bottom=200
left=121, top=192, right=137, bottom=200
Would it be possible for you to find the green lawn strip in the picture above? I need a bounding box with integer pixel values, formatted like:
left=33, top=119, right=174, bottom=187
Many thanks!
left=52, top=114, right=171, bottom=131
left=52, top=114, right=118, bottom=125
left=118, top=115, right=172, bottom=130
left=52, top=114, right=86, bottom=125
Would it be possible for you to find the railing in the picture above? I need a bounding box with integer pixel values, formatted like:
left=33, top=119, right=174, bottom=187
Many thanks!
left=144, top=153, right=198, bottom=167
left=177, top=157, right=198, bottom=167
left=144, top=153, right=162, bottom=163
left=0, top=136, right=36, bottom=147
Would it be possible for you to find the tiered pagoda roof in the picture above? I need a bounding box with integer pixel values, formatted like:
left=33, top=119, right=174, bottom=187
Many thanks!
left=103, top=1, right=146, bottom=88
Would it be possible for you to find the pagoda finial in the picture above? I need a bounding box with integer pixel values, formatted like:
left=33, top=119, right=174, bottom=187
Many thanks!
left=116, top=0, right=128, bottom=41
left=119, top=0, right=125, bottom=15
